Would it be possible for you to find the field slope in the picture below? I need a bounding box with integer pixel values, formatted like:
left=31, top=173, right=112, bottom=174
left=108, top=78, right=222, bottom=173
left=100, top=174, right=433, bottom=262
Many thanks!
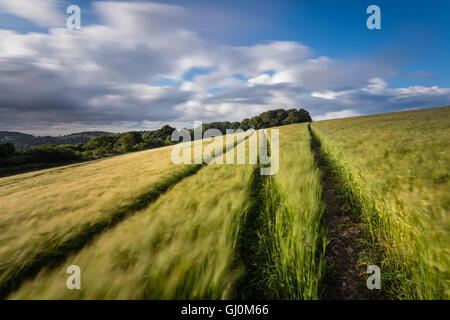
left=9, top=138, right=256, bottom=299
left=0, top=134, right=244, bottom=297
left=8, top=125, right=327, bottom=299
left=311, top=106, right=450, bottom=299
left=2, top=107, right=448, bottom=300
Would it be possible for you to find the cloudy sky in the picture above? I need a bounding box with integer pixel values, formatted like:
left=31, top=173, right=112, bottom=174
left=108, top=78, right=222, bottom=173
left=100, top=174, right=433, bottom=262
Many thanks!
left=0, top=0, right=449, bottom=135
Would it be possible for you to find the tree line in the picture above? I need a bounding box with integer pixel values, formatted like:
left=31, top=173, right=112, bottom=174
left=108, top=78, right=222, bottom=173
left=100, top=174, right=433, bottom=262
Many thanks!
left=0, top=108, right=311, bottom=175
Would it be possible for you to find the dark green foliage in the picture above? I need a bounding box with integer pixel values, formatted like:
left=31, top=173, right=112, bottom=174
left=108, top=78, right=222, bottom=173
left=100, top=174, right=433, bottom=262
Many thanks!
left=143, top=125, right=175, bottom=141
left=190, top=108, right=311, bottom=138
left=114, top=132, right=143, bottom=153
left=85, top=135, right=117, bottom=151
left=203, top=121, right=231, bottom=134
left=229, top=121, right=241, bottom=130
left=143, top=138, right=166, bottom=149
left=248, top=116, right=259, bottom=130
left=0, top=131, right=112, bottom=151
left=283, top=108, right=312, bottom=125
left=239, top=119, right=250, bottom=131
left=247, top=108, right=312, bottom=129
left=24, top=145, right=82, bottom=163
left=1, top=108, right=311, bottom=175
left=0, top=142, right=15, bottom=157
left=0, top=145, right=82, bottom=173
left=142, top=125, right=175, bottom=147
left=84, top=135, right=118, bottom=157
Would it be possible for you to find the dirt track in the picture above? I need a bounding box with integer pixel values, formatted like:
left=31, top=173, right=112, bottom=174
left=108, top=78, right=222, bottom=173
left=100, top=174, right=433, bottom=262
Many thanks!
left=309, top=126, right=367, bottom=300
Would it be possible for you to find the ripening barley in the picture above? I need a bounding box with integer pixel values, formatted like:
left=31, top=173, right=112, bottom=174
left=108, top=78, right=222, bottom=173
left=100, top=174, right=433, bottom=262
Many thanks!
left=311, top=106, right=450, bottom=299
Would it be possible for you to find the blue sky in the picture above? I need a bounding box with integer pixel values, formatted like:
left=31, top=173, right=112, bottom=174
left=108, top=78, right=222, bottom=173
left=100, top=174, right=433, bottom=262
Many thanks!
left=0, top=0, right=449, bottom=135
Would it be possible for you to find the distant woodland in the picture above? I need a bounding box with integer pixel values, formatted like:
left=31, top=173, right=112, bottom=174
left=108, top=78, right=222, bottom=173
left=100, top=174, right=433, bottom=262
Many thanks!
left=0, top=108, right=311, bottom=175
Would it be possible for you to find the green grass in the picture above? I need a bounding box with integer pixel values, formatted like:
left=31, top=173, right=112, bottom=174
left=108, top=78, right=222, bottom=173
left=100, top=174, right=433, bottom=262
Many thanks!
left=0, top=145, right=195, bottom=296
left=3, top=107, right=448, bottom=300
left=8, top=126, right=327, bottom=300
left=238, top=124, right=325, bottom=299
left=271, top=124, right=326, bottom=299
left=9, top=138, right=256, bottom=299
left=0, top=135, right=240, bottom=297
left=311, top=106, right=450, bottom=299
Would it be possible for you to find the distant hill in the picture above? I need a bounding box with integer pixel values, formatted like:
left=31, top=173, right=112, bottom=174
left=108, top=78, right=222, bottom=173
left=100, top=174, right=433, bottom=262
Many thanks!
left=0, top=131, right=113, bottom=151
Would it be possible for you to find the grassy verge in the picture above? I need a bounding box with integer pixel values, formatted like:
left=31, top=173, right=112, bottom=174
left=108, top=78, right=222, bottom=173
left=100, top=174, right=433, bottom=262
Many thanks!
left=310, top=106, right=450, bottom=299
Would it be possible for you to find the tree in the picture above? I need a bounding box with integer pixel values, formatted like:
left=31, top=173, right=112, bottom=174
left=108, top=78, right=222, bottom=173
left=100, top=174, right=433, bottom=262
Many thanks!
left=239, top=119, right=250, bottom=131
left=297, top=108, right=312, bottom=122
left=258, top=109, right=288, bottom=128
left=0, top=142, right=16, bottom=157
left=248, top=116, right=260, bottom=129
left=85, top=135, right=117, bottom=153
left=229, top=121, right=241, bottom=130
left=203, top=121, right=231, bottom=134
left=282, top=108, right=312, bottom=125
left=143, top=125, right=175, bottom=148
left=143, top=125, right=175, bottom=141
left=24, top=145, right=81, bottom=163
left=115, top=132, right=143, bottom=153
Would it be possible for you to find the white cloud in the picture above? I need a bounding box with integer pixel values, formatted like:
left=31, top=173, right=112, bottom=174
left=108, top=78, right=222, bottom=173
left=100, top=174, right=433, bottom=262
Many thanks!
left=0, top=1, right=449, bottom=135
left=0, top=0, right=63, bottom=27
left=362, top=78, right=387, bottom=94
left=391, top=86, right=450, bottom=99
left=311, top=90, right=346, bottom=100
left=248, top=74, right=272, bottom=86
left=314, top=109, right=361, bottom=121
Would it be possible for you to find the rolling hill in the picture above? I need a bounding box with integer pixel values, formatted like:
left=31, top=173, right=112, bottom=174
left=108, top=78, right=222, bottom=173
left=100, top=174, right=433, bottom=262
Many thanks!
left=1, top=106, right=448, bottom=300
left=0, top=131, right=113, bottom=151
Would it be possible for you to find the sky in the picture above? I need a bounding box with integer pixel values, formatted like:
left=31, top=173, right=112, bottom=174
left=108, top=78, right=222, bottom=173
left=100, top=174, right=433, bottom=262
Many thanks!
left=0, top=0, right=449, bottom=136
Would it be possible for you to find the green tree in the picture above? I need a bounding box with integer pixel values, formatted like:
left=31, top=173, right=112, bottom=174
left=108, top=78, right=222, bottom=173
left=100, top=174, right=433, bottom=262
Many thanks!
left=85, top=135, right=117, bottom=153
left=283, top=108, right=312, bottom=124
left=115, top=132, right=143, bottom=153
left=143, top=125, right=175, bottom=148
left=248, top=116, right=260, bottom=129
left=229, top=121, right=241, bottom=130
left=239, top=119, right=250, bottom=131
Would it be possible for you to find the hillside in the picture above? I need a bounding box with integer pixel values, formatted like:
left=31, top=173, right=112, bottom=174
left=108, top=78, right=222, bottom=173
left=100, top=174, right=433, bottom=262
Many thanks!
left=0, top=131, right=113, bottom=151
left=0, top=106, right=448, bottom=300
left=310, top=106, right=450, bottom=299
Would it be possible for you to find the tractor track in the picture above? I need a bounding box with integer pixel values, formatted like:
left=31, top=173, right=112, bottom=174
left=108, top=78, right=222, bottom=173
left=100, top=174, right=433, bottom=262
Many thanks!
left=309, top=124, right=367, bottom=300
left=1, top=133, right=253, bottom=299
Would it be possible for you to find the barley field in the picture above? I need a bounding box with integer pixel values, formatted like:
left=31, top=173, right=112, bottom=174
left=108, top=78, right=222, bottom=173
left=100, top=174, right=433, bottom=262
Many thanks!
left=0, top=135, right=231, bottom=296
left=246, top=124, right=325, bottom=299
left=1, top=107, right=449, bottom=300
left=311, top=106, right=450, bottom=299
left=5, top=125, right=329, bottom=299
left=9, top=137, right=256, bottom=299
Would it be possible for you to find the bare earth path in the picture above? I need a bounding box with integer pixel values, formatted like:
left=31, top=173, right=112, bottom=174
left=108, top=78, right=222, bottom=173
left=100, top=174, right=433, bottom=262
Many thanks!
left=309, top=126, right=367, bottom=300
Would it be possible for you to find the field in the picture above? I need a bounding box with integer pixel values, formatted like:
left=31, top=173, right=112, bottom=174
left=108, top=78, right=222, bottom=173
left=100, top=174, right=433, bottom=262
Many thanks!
left=10, top=140, right=256, bottom=299
left=1, top=106, right=449, bottom=300
left=248, top=124, right=325, bottom=299
left=0, top=135, right=233, bottom=296
left=311, top=106, right=450, bottom=299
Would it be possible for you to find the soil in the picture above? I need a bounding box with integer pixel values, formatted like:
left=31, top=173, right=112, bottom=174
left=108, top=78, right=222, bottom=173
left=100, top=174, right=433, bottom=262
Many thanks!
left=310, top=129, right=367, bottom=300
